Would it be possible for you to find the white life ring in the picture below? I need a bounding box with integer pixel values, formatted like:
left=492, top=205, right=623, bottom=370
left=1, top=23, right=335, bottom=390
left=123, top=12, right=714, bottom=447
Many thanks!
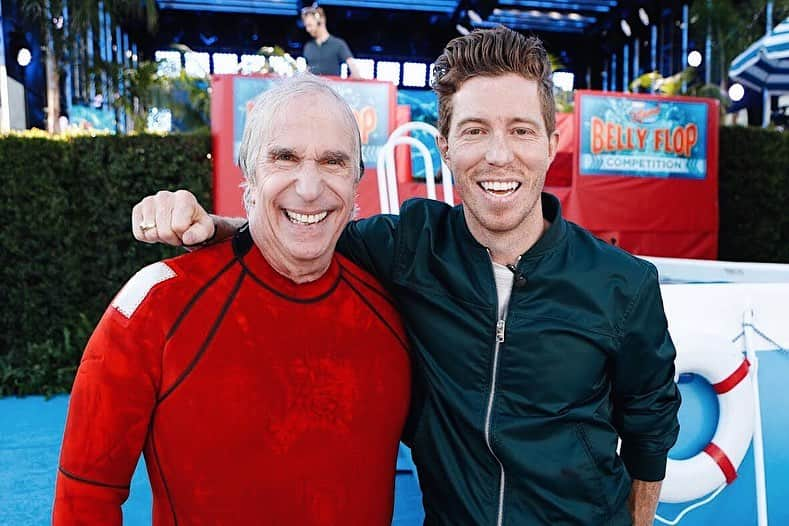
left=659, top=348, right=754, bottom=503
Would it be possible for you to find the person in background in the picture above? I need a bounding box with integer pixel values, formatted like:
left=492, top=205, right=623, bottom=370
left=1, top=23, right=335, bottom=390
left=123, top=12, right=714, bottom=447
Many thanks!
left=54, top=75, right=410, bottom=525
left=133, top=27, right=681, bottom=526
left=301, top=3, right=361, bottom=79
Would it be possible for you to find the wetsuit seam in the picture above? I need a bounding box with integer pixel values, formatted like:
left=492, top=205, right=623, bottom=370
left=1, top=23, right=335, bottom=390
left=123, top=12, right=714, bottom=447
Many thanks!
left=158, top=269, right=246, bottom=403
left=166, top=257, right=238, bottom=339
left=148, top=409, right=178, bottom=526
left=242, top=260, right=341, bottom=303
left=147, top=269, right=247, bottom=524
left=339, top=273, right=409, bottom=351
left=336, top=261, right=399, bottom=310
left=57, top=466, right=130, bottom=490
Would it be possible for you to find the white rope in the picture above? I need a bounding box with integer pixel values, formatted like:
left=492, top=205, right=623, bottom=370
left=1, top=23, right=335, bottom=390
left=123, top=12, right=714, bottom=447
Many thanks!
left=654, top=483, right=727, bottom=525
left=731, top=323, right=789, bottom=353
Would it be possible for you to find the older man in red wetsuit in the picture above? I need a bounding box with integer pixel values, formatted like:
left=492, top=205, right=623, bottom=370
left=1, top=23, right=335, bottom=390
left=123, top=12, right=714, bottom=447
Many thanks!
left=53, top=75, right=411, bottom=525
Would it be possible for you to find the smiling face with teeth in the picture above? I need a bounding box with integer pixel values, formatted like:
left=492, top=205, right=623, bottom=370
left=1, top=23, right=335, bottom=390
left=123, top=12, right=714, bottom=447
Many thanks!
left=246, top=90, right=359, bottom=283
left=438, top=74, right=558, bottom=261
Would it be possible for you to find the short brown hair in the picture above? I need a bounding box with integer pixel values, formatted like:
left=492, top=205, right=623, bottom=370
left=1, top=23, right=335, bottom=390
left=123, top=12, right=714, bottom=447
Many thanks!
left=431, top=26, right=556, bottom=138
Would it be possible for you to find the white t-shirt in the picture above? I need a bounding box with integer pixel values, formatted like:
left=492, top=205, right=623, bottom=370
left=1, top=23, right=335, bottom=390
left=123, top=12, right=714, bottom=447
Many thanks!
left=492, top=262, right=514, bottom=320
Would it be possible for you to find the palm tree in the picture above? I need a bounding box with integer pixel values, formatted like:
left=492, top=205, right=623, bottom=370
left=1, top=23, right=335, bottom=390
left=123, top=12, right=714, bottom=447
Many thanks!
left=19, top=0, right=156, bottom=133
left=690, top=0, right=789, bottom=89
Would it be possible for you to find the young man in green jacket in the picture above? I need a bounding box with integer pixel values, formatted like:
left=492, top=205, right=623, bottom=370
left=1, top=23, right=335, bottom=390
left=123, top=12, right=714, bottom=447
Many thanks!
left=133, top=27, right=680, bottom=526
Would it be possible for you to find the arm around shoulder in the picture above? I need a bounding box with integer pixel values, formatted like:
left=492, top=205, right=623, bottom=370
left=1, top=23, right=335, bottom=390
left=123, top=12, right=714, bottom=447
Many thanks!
left=132, top=189, right=244, bottom=247
left=194, top=215, right=246, bottom=246
left=336, top=214, right=400, bottom=285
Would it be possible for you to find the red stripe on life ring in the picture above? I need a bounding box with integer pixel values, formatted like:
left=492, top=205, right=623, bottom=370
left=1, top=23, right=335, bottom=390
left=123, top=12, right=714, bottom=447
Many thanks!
left=704, top=442, right=738, bottom=484
left=712, top=359, right=750, bottom=394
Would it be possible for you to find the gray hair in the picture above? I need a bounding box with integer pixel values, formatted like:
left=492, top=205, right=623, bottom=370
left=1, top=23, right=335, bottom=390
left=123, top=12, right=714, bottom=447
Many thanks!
left=237, top=74, right=363, bottom=211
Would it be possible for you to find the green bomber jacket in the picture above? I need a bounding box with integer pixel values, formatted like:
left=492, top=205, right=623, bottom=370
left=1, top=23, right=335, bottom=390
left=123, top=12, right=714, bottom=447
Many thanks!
left=336, top=192, right=681, bottom=526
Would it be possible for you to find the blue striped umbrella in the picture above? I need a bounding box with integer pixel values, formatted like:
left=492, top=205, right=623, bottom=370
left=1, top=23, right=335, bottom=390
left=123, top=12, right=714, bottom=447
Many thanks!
left=729, top=17, right=789, bottom=93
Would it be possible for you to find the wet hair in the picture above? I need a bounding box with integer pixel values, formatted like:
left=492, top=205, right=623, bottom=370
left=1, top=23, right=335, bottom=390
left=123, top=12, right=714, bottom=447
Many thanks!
left=431, top=26, right=556, bottom=138
left=237, top=73, right=363, bottom=211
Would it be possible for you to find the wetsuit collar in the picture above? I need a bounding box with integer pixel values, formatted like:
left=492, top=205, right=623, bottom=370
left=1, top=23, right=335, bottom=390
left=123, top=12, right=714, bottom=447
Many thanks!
left=232, top=224, right=341, bottom=303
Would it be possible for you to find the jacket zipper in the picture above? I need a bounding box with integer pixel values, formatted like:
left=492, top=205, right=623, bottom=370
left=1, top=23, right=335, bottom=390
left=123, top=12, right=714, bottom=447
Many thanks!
left=484, top=253, right=521, bottom=526
left=484, top=315, right=507, bottom=526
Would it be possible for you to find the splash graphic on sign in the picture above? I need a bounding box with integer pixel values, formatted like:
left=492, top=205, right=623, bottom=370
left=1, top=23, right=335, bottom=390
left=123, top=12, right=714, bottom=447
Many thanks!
left=579, top=95, right=709, bottom=179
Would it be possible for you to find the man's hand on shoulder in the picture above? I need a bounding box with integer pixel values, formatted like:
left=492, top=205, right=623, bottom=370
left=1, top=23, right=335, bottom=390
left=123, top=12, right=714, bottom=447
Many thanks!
left=132, top=189, right=215, bottom=247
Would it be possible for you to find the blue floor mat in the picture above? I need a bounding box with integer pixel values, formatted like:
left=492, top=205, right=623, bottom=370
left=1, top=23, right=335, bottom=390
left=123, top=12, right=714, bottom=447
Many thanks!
left=0, top=396, right=425, bottom=525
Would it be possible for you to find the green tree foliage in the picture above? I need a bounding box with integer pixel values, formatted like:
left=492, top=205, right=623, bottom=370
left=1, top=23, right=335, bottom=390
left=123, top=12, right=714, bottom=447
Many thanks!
left=0, top=132, right=212, bottom=396
left=690, top=0, right=789, bottom=88
left=718, top=126, right=789, bottom=263
left=18, top=0, right=157, bottom=133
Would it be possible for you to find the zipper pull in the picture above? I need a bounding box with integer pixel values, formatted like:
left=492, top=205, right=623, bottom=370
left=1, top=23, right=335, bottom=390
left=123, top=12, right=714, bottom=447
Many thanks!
left=496, top=319, right=506, bottom=343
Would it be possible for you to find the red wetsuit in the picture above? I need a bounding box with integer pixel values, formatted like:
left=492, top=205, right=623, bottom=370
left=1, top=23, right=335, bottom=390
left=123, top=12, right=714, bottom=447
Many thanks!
left=53, top=225, right=411, bottom=525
